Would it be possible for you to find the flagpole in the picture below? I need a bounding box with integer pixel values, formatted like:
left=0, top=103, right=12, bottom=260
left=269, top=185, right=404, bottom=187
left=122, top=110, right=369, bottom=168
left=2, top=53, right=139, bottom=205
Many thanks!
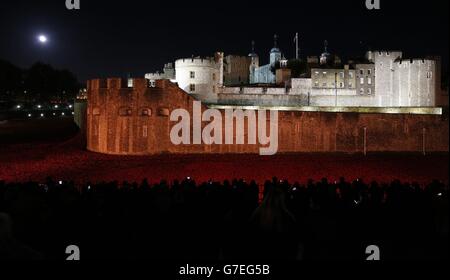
left=295, top=33, right=299, bottom=60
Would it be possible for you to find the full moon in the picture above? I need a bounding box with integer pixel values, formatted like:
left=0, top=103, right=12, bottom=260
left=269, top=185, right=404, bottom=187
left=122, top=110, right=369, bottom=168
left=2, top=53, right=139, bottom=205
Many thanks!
left=38, top=35, right=48, bottom=43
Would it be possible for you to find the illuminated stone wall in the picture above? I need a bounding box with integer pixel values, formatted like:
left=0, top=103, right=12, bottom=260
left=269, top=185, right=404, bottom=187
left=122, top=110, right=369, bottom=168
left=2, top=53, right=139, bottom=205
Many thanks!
left=86, top=78, right=449, bottom=155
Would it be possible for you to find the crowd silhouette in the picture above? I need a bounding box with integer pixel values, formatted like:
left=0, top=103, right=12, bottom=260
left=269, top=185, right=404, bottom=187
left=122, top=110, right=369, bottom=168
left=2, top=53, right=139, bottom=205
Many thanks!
left=0, top=177, right=448, bottom=260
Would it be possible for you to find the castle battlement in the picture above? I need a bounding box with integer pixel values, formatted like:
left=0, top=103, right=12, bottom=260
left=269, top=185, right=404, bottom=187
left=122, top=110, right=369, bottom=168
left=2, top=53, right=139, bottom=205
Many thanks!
left=175, top=57, right=218, bottom=68
left=87, top=78, right=173, bottom=90
left=372, top=50, right=403, bottom=57
left=395, top=58, right=436, bottom=65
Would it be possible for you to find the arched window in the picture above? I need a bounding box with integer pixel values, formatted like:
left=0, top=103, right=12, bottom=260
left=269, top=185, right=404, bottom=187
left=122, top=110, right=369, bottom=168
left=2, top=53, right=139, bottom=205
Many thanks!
left=92, top=108, right=101, bottom=116
left=119, top=107, right=132, bottom=116
left=158, top=108, right=170, bottom=117
left=140, top=108, right=152, bottom=116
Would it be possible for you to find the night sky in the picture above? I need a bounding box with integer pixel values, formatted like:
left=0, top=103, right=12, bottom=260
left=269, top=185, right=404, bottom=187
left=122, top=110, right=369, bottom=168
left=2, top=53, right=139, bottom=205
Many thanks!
left=0, top=0, right=448, bottom=83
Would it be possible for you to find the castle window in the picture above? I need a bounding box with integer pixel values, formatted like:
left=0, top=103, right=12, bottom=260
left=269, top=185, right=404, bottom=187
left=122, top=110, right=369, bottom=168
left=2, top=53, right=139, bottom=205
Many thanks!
left=314, top=81, right=319, bottom=87
left=189, top=84, right=196, bottom=92
left=348, top=82, right=353, bottom=88
left=340, top=72, right=344, bottom=78
left=322, top=71, right=327, bottom=76
left=92, top=108, right=101, bottom=116
left=367, top=69, right=372, bottom=75
left=315, top=71, right=319, bottom=76
left=141, top=108, right=152, bottom=116
left=119, top=107, right=132, bottom=116
left=427, top=72, right=433, bottom=79
left=339, top=82, right=344, bottom=88
left=190, top=71, right=195, bottom=79
left=368, top=88, right=372, bottom=95
left=142, top=125, right=148, bottom=138
left=148, top=80, right=156, bottom=88
left=158, top=108, right=170, bottom=117
left=212, top=73, right=216, bottom=81
left=360, top=69, right=364, bottom=75
left=127, top=78, right=133, bottom=88
left=368, top=78, right=372, bottom=85
left=360, top=88, right=364, bottom=95
left=349, top=72, right=354, bottom=79
left=360, top=77, right=364, bottom=85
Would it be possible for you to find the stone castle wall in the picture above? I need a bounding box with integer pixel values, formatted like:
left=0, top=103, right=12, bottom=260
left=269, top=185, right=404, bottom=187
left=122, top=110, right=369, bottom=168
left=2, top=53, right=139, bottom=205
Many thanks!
left=86, top=78, right=449, bottom=155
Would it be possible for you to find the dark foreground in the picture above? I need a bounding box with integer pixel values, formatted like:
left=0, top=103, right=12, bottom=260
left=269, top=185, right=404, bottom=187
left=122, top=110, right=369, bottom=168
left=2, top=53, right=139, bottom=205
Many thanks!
left=0, top=119, right=448, bottom=260
left=0, top=177, right=448, bottom=260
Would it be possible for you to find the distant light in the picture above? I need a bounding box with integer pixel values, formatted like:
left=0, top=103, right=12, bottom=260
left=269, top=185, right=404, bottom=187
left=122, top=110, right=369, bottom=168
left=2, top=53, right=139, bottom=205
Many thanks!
left=72, top=112, right=74, bottom=115
left=69, top=105, right=73, bottom=108
left=53, top=113, right=56, bottom=116
left=16, top=105, right=21, bottom=109
left=27, top=113, right=32, bottom=117
left=61, top=112, right=65, bottom=116
left=37, top=105, right=42, bottom=109
left=437, top=193, right=443, bottom=197
left=40, top=113, right=44, bottom=117
left=38, top=35, right=47, bottom=43
left=58, top=180, right=63, bottom=185
left=54, top=105, right=59, bottom=109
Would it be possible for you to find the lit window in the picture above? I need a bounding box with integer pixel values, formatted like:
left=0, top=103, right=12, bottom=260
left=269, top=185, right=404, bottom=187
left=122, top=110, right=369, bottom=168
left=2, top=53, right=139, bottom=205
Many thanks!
left=190, top=71, right=195, bottom=79
left=349, top=72, right=354, bottom=79
left=149, top=80, right=156, bottom=88
left=142, top=125, right=148, bottom=138
left=189, top=84, right=196, bottom=92
left=368, top=69, right=372, bottom=75
left=141, top=108, right=151, bottom=116
left=158, top=108, right=170, bottom=117
left=323, top=71, right=327, bottom=76
left=315, top=71, right=319, bottom=75
left=119, top=107, right=132, bottom=116
left=360, top=77, right=364, bottom=85
left=127, top=79, right=133, bottom=88
left=314, top=81, right=319, bottom=87
left=368, top=78, right=372, bottom=85
left=340, top=72, right=344, bottom=78
left=92, top=108, right=101, bottom=116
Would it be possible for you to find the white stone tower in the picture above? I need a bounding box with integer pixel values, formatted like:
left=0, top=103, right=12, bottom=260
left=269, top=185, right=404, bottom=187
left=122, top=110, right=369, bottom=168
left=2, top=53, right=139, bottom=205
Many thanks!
left=249, top=40, right=259, bottom=84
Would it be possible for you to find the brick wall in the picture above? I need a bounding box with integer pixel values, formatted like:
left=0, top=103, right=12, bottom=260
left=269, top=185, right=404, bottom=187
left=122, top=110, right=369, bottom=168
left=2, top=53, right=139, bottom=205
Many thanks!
left=86, top=78, right=449, bottom=155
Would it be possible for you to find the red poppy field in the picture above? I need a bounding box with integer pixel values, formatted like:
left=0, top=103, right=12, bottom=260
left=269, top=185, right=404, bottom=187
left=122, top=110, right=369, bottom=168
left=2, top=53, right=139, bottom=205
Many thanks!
left=0, top=119, right=448, bottom=186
